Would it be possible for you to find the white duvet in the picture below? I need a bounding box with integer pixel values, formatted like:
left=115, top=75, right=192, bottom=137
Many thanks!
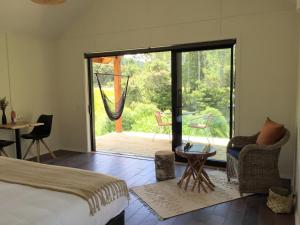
left=0, top=181, right=128, bottom=225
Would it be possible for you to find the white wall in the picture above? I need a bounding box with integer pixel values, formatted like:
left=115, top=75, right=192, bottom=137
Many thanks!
left=0, top=32, right=60, bottom=157
left=57, top=0, right=298, bottom=178
left=295, top=13, right=300, bottom=225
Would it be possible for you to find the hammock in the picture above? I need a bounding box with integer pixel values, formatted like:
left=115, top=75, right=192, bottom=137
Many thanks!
left=95, top=73, right=130, bottom=121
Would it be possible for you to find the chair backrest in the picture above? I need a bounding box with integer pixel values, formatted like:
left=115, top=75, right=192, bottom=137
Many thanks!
left=271, top=128, right=290, bottom=149
left=30, top=115, right=53, bottom=137
left=203, top=113, right=213, bottom=126
left=155, top=111, right=163, bottom=126
left=190, top=113, right=213, bottom=127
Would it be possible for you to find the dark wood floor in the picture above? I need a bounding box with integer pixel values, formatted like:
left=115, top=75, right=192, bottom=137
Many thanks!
left=40, top=150, right=295, bottom=225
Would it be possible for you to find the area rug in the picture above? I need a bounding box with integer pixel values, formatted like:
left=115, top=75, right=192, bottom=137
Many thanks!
left=131, top=170, right=247, bottom=219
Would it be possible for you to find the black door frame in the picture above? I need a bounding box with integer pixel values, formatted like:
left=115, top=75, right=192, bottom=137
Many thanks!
left=87, top=58, right=96, bottom=152
left=85, top=39, right=236, bottom=167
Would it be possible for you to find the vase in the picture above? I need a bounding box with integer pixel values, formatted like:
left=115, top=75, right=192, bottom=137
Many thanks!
left=11, top=110, right=16, bottom=124
left=2, top=109, right=7, bottom=125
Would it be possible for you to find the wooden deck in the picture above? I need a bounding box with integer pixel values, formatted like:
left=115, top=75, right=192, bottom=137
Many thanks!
left=96, top=132, right=227, bottom=161
left=40, top=150, right=295, bottom=225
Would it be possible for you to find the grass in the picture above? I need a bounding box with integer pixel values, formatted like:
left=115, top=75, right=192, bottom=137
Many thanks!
left=94, top=87, right=114, bottom=136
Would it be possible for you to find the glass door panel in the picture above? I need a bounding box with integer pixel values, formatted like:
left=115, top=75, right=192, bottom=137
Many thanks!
left=180, top=49, right=233, bottom=162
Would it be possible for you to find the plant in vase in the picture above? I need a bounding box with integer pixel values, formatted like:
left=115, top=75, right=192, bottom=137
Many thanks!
left=0, top=97, right=9, bottom=125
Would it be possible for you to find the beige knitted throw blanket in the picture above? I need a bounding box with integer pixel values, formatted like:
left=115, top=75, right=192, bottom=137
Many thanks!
left=0, top=157, right=129, bottom=215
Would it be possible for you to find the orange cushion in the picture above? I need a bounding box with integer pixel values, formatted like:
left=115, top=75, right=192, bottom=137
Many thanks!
left=256, top=117, right=285, bottom=145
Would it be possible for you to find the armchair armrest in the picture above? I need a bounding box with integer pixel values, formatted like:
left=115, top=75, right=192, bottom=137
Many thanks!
left=227, top=133, right=259, bottom=151
left=239, top=144, right=280, bottom=160
left=238, top=144, right=281, bottom=175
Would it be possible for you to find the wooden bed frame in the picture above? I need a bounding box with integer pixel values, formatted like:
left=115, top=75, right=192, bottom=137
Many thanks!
left=106, top=210, right=124, bottom=225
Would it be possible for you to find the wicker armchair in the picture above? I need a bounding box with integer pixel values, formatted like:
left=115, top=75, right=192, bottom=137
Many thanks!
left=227, top=128, right=290, bottom=195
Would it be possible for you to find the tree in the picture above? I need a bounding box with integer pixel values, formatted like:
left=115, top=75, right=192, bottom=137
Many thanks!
left=143, top=60, right=171, bottom=111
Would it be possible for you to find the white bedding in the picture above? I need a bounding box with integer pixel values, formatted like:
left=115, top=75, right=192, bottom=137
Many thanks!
left=0, top=181, right=128, bottom=225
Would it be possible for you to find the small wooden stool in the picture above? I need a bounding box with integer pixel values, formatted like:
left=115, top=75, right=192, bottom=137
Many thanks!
left=155, top=151, right=175, bottom=181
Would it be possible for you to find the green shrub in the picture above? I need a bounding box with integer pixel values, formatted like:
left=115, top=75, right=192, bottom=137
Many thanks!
left=182, top=107, right=229, bottom=138
left=183, top=79, right=230, bottom=119
left=98, top=102, right=168, bottom=134
left=143, top=60, right=171, bottom=111
left=128, top=102, right=160, bottom=133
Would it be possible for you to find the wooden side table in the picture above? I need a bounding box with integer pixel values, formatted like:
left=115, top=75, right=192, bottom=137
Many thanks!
left=175, top=144, right=216, bottom=193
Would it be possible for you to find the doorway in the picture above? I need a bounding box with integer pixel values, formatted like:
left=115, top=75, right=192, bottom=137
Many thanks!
left=86, top=40, right=236, bottom=164
left=88, top=52, right=172, bottom=158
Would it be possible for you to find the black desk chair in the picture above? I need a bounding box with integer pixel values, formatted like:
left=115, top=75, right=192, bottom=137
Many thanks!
left=22, top=115, right=56, bottom=162
left=0, top=140, right=14, bottom=157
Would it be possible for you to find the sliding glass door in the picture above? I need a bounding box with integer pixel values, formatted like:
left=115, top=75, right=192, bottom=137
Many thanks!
left=86, top=40, right=235, bottom=165
left=172, top=44, right=235, bottom=164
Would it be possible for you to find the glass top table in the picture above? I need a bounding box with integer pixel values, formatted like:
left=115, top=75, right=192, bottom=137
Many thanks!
left=175, top=143, right=216, bottom=192
left=175, top=143, right=216, bottom=157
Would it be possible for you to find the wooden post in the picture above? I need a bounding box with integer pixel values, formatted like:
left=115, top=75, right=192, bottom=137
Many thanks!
left=114, top=56, right=122, bottom=132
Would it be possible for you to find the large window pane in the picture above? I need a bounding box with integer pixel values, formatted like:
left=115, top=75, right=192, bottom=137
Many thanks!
left=181, top=49, right=232, bottom=161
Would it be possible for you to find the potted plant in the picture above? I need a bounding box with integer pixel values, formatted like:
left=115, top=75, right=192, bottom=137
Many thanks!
left=0, top=97, right=9, bottom=125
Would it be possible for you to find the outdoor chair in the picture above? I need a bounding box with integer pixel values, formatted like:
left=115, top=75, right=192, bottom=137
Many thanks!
left=22, top=115, right=56, bottom=162
left=153, top=111, right=172, bottom=141
left=188, top=114, right=213, bottom=143
left=0, top=140, right=14, bottom=157
left=227, top=127, right=290, bottom=195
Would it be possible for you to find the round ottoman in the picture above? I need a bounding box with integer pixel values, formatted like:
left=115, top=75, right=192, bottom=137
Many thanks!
left=155, top=151, right=175, bottom=181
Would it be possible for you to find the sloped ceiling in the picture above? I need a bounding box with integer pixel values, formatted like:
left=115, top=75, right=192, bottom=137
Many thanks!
left=0, top=0, right=296, bottom=39
left=0, top=0, right=94, bottom=38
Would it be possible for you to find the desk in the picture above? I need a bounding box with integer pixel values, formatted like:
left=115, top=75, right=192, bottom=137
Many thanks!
left=175, top=144, right=216, bottom=193
left=0, top=122, right=43, bottom=159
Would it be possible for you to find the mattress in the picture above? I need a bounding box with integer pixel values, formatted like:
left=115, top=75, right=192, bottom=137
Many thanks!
left=0, top=181, right=128, bottom=225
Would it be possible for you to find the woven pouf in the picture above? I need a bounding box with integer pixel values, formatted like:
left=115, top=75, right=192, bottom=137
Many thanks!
left=155, top=151, right=175, bottom=181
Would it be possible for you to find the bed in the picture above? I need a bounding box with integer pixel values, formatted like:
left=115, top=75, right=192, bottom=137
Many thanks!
left=0, top=157, right=129, bottom=225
